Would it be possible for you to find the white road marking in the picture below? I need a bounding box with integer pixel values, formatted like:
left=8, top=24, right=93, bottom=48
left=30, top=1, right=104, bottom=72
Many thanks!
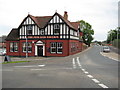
left=92, top=79, right=100, bottom=83
left=76, top=57, right=81, bottom=67
left=87, top=75, right=93, bottom=78
left=14, top=64, right=45, bottom=68
left=98, top=84, right=109, bottom=88
left=72, top=58, right=76, bottom=69
left=100, top=52, right=119, bottom=62
left=38, top=65, right=45, bottom=67
left=84, top=71, right=89, bottom=74
left=73, top=57, right=109, bottom=88
left=81, top=69, right=85, bottom=71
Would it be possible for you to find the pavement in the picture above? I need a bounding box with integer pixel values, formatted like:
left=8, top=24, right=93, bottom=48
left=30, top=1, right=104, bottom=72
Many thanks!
left=100, top=46, right=120, bottom=62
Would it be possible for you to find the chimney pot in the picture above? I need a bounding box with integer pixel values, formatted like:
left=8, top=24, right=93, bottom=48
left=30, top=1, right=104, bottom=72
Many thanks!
left=64, top=11, right=68, bottom=20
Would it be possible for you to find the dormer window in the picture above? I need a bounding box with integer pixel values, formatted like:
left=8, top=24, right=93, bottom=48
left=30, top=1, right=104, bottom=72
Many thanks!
left=26, top=25, right=32, bottom=35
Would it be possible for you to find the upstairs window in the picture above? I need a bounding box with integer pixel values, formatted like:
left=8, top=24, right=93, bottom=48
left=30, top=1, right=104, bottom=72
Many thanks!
left=54, top=24, right=60, bottom=35
left=54, top=24, right=60, bottom=29
left=26, top=25, right=32, bottom=35
left=10, top=42, right=18, bottom=52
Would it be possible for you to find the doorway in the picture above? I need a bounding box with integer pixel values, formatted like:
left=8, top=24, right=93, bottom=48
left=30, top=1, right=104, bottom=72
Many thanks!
left=37, top=46, right=43, bottom=56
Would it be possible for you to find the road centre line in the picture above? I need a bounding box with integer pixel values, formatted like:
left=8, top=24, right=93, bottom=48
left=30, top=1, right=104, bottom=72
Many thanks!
left=92, top=79, right=100, bottom=83
left=76, top=57, right=81, bottom=66
left=87, top=75, right=93, bottom=78
left=73, top=57, right=109, bottom=88
left=98, top=84, right=108, bottom=88
left=72, top=58, right=76, bottom=69
left=84, top=71, right=89, bottom=74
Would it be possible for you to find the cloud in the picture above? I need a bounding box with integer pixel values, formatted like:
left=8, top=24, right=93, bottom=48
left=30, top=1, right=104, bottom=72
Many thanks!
left=0, top=0, right=118, bottom=41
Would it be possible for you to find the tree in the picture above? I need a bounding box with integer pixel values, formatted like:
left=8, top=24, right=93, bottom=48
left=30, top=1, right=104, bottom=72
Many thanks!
left=107, top=28, right=120, bottom=43
left=79, top=20, right=94, bottom=47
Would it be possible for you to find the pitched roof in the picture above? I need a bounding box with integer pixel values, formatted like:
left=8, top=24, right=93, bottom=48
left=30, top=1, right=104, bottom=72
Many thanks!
left=6, top=28, right=19, bottom=41
left=29, top=15, right=52, bottom=28
left=29, top=13, right=79, bottom=30
left=56, top=13, right=79, bottom=30
left=70, top=22, right=80, bottom=30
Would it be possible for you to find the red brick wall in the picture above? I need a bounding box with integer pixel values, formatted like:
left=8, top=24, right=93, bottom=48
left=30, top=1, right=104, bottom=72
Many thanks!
left=6, top=39, right=83, bottom=57
left=69, top=40, right=83, bottom=55
left=45, top=40, right=69, bottom=57
left=6, top=41, right=20, bottom=56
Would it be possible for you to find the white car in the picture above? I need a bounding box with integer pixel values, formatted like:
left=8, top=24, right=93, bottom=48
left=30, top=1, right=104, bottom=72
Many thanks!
left=102, top=46, right=110, bottom=52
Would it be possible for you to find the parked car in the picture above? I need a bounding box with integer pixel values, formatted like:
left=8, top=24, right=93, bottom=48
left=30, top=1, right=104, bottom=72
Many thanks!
left=0, top=48, right=6, bottom=55
left=102, top=46, right=110, bottom=52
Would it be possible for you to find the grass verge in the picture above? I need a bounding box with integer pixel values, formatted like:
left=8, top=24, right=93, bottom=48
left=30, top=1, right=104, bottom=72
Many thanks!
left=2, top=61, right=30, bottom=64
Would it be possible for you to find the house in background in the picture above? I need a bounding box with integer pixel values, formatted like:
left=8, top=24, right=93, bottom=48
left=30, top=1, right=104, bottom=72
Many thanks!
left=6, top=11, right=83, bottom=57
left=0, top=35, right=7, bottom=48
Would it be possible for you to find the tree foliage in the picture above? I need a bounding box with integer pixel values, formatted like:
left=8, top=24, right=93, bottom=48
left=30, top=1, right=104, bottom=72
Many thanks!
left=107, top=27, right=120, bottom=43
left=80, top=20, right=94, bottom=47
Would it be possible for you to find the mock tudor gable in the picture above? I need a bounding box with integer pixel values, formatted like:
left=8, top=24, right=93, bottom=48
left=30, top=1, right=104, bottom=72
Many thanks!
left=6, top=11, right=83, bottom=57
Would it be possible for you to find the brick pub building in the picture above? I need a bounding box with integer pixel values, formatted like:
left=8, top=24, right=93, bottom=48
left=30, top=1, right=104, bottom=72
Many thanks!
left=6, top=11, right=83, bottom=57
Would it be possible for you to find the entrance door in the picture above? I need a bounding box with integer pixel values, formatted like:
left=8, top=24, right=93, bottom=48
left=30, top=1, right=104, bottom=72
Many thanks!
left=37, top=46, right=43, bottom=56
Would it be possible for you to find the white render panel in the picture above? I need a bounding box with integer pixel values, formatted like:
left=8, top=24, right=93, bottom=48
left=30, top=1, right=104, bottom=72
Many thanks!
left=66, top=26, right=69, bottom=34
left=70, top=29, right=74, bottom=35
left=59, top=17, right=63, bottom=23
left=56, top=15, right=59, bottom=23
left=24, top=26, right=26, bottom=35
left=70, top=36, right=79, bottom=40
left=64, top=24, right=66, bottom=34
left=51, top=25, right=53, bottom=35
left=74, top=31, right=77, bottom=36
left=32, top=26, right=34, bottom=35
left=48, top=25, right=50, bottom=35
left=60, top=24, right=62, bottom=34
left=34, top=26, right=37, bottom=35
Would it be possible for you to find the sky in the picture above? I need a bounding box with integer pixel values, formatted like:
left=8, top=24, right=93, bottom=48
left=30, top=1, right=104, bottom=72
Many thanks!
left=0, top=0, right=118, bottom=41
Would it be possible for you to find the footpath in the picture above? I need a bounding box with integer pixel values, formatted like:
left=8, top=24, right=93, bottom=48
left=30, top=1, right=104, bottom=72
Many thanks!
left=100, top=46, right=120, bottom=62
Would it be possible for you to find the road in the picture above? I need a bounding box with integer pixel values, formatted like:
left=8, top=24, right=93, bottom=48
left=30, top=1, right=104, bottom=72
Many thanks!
left=2, top=46, right=119, bottom=88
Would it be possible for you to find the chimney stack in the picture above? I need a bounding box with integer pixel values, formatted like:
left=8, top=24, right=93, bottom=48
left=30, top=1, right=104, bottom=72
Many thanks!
left=64, top=11, right=68, bottom=20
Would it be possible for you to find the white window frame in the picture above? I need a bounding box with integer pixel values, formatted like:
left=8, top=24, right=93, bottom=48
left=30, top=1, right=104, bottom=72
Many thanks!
left=57, top=42, right=63, bottom=54
left=51, top=43, right=56, bottom=53
left=10, top=42, right=18, bottom=52
left=22, top=42, right=32, bottom=53
left=26, top=25, right=32, bottom=35
left=10, top=43, right=13, bottom=52
left=40, top=29, right=44, bottom=35
left=54, top=24, right=60, bottom=29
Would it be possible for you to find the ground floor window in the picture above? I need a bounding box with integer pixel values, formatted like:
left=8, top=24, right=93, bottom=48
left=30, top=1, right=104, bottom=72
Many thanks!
left=22, top=42, right=32, bottom=53
left=10, top=42, right=18, bottom=52
left=71, top=42, right=76, bottom=52
left=50, top=42, right=63, bottom=54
